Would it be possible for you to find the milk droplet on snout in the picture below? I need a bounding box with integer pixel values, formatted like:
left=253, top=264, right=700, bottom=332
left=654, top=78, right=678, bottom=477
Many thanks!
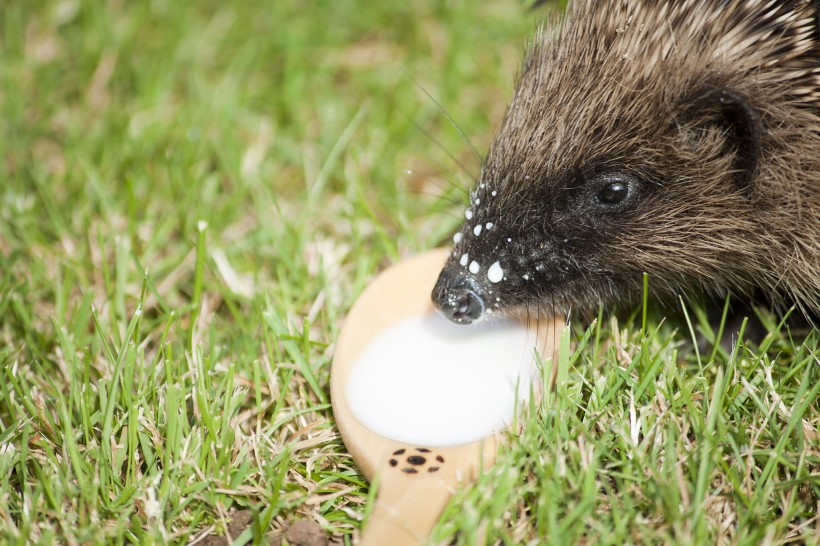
left=469, top=260, right=480, bottom=274
left=453, top=232, right=463, bottom=244
left=345, top=313, right=540, bottom=446
left=487, top=261, right=504, bottom=283
left=465, top=209, right=473, bottom=220
left=460, top=253, right=469, bottom=267
left=473, top=225, right=482, bottom=236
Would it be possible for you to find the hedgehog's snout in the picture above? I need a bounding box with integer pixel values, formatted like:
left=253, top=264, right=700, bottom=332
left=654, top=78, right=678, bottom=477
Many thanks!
left=432, top=269, right=485, bottom=325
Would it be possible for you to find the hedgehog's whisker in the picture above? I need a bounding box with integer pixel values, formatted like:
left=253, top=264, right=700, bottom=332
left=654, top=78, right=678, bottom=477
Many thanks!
left=402, top=69, right=483, bottom=175
left=399, top=111, right=478, bottom=192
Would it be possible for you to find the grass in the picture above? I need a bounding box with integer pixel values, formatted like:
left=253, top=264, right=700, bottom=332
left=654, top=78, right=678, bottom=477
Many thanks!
left=0, top=0, right=817, bottom=544
left=433, top=308, right=819, bottom=545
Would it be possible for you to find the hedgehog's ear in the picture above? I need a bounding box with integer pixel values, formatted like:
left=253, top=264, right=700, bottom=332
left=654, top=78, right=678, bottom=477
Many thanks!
left=688, top=87, right=760, bottom=188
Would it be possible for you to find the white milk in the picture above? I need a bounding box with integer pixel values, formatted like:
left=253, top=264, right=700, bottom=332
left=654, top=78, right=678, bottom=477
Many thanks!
left=346, top=312, right=542, bottom=446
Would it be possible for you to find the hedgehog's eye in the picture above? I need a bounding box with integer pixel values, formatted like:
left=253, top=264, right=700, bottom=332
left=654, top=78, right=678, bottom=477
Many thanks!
left=597, top=181, right=629, bottom=204
left=585, top=172, right=637, bottom=210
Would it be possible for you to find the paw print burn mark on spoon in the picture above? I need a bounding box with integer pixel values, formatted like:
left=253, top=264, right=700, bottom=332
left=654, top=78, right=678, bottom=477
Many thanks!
left=389, top=448, right=446, bottom=474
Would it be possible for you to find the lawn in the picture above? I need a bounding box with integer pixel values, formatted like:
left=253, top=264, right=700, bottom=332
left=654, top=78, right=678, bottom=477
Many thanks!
left=0, top=0, right=817, bottom=544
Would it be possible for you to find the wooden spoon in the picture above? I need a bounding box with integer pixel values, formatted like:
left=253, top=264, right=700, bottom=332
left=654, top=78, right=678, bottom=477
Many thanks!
left=331, top=248, right=563, bottom=545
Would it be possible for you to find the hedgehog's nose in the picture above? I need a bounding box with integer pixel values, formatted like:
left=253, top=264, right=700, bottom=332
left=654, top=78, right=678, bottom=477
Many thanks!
left=431, top=271, right=485, bottom=325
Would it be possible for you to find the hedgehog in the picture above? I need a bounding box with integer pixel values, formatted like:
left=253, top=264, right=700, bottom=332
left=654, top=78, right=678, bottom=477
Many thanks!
left=432, top=0, right=820, bottom=326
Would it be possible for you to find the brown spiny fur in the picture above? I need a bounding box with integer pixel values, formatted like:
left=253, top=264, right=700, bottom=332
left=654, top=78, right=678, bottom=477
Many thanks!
left=433, top=0, right=819, bottom=322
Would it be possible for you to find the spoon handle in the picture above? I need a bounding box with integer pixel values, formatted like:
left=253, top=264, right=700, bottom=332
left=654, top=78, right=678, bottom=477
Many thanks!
left=356, top=441, right=495, bottom=546
left=359, top=469, right=455, bottom=546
